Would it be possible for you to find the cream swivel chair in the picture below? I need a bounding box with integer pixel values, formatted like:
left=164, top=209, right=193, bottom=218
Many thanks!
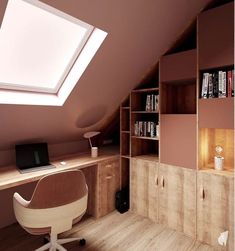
left=13, top=170, right=88, bottom=251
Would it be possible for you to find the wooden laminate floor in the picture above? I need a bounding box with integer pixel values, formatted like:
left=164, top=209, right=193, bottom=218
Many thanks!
left=0, top=211, right=218, bottom=251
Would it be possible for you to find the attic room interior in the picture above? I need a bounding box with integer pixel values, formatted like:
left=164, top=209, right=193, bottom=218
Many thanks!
left=0, top=0, right=234, bottom=250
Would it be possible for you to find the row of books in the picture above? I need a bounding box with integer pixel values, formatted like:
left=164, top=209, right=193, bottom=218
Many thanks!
left=145, top=94, right=159, bottom=111
left=201, top=70, right=234, bottom=98
left=134, top=121, right=159, bottom=138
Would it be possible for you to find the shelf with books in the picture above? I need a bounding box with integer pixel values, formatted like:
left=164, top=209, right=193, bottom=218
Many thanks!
left=131, top=88, right=159, bottom=112
left=130, top=85, right=159, bottom=157
left=199, top=67, right=234, bottom=99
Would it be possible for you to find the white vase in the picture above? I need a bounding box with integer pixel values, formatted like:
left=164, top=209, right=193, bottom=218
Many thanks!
left=214, top=156, right=224, bottom=171
left=91, top=147, right=98, bottom=158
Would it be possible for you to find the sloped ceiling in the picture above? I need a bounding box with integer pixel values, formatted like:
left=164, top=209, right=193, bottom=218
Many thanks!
left=0, top=0, right=212, bottom=150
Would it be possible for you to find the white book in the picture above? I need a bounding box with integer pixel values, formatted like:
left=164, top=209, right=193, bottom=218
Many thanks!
left=156, top=124, right=159, bottom=138
left=222, top=71, right=227, bottom=97
left=218, top=71, right=223, bottom=97
left=208, top=73, right=213, bottom=98
left=202, top=73, right=209, bottom=98
left=146, top=95, right=151, bottom=111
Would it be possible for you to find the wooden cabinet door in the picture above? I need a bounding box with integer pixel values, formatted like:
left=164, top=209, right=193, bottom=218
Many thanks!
left=197, top=172, right=234, bottom=251
left=97, top=159, right=120, bottom=217
left=158, top=164, right=196, bottom=238
left=130, top=158, right=158, bottom=222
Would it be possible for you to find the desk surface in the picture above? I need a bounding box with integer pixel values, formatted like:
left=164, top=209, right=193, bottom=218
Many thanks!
left=0, top=146, right=119, bottom=191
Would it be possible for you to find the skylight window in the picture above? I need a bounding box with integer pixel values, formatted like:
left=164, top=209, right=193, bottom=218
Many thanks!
left=0, top=0, right=107, bottom=105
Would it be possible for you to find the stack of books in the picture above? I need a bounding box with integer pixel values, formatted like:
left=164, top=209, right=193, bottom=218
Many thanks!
left=201, top=69, right=234, bottom=98
left=145, top=94, right=159, bottom=111
left=134, top=121, right=158, bottom=138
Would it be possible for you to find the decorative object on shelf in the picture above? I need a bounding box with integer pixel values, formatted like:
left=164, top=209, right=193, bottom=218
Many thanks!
left=214, top=145, right=224, bottom=171
left=83, top=131, right=100, bottom=158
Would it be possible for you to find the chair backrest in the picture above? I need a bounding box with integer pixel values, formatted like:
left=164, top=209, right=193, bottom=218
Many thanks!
left=29, top=170, right=87, bottom=209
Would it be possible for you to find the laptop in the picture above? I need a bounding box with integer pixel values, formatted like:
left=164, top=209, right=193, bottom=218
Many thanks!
left=15, top=143, right=55, bottom=173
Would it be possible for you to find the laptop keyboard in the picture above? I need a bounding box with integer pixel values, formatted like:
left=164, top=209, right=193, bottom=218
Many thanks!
left=19, top=164, right=56, bottom=174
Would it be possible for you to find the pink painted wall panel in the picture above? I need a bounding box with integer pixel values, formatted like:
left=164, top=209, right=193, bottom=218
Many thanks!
left=160, top=49, right=197, bottom=82
left=160, top=115, right=197, bottom=169
left=198, top=2, right=234, bottom=70
left=198, top=98, right=234, bottom=129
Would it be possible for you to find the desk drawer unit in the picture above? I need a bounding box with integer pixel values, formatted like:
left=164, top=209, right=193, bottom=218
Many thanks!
left=97, top=158, right=120, bottom=217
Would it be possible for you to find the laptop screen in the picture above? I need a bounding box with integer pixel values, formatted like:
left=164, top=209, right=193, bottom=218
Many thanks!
left=15, top=143, right=50, bottom=170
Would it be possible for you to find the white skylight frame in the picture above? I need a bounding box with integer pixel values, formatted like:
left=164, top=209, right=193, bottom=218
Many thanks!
left=0, top=0, right=107, bottom=106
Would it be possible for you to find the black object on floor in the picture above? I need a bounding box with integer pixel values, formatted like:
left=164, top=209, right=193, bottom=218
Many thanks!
left=115, top=186, right=129, bottom=214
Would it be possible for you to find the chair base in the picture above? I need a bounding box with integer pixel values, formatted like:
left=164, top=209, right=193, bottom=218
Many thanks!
left=36, top=234, right=85, bottom=251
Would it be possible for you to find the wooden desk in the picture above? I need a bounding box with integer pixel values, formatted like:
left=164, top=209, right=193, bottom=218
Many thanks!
left=0, top=147, right=120, bottom=218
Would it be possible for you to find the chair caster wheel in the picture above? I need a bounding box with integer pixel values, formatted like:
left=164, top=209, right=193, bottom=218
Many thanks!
left=79, top=238, right=86, bottom=246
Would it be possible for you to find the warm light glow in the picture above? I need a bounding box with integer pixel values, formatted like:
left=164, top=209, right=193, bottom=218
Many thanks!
left=0, top=0, right=107, bottom=105
left=215, top=145, right=223, bottom=157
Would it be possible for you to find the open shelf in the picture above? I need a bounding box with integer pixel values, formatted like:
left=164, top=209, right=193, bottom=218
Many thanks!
left=161, top=80, right=196, bottom=114
left=199, top=128, right=234, bottom=171
left=131, top=89, right=159, bottom=112
left=131, top=137, right=159, bottom=157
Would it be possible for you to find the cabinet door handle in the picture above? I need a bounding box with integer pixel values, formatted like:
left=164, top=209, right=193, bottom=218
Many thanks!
left=161, top=176, right=165, bottom=189
left=106, top=164, right=112, bottom=168
left=106, top=175, right=114, bottom=180
left=154, top=175, right=158, bottom=186
left=200, top=186, right=205, bottom=200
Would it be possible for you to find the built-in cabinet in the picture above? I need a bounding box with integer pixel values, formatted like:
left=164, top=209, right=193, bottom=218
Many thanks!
left=158, top=164, right=196, bottom=238
left=122, top=2, right=234, bottom=250
left=197, top=171, right=234, bottom=251
left=130, top=157, right=158, bottom=222
left=97, top=158, right=120, bottom=218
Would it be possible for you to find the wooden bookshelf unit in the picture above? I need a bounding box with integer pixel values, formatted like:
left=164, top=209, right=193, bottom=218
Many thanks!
left=120, top=3, right=234, bottom=250
left=130, top=86, right=159, bottom=157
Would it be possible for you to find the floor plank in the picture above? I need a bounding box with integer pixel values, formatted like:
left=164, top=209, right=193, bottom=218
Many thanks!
left=0, top=211, right=218, bottom=251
